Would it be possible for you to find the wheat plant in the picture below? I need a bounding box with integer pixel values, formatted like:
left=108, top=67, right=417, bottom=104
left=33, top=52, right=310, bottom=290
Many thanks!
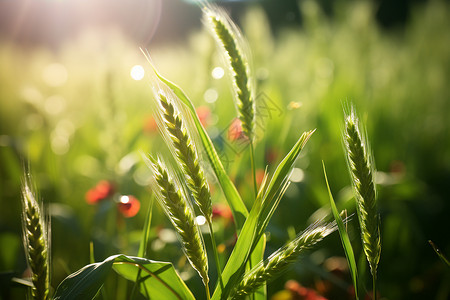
left=157, top=92, right=213, bottom=223
left=51, top=6, right=341, bottom=300
left=21, top=176, right=50, bottom=300
left=344, top=107, right=381, bottom=298
left=204, top=7, right=255, bottom=142
left=231, top=221, right=336, bottom=299
left=146, top=156, right=210, bottom=297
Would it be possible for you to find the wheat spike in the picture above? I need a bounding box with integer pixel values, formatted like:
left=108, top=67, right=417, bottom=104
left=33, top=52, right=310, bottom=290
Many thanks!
left=232, top=221, right=336, bottom=299
left=344, top=108, right=381, bottom=278
left=21, top=178, right=50, bottom=300
left=205, top=8, right=255, bottom=141
left=157, top=93, right=213, bottom=223
left=147, top=156, right=209, bottom=286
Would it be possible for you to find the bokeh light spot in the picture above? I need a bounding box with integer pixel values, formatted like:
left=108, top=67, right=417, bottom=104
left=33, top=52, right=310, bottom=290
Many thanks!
left=195, top=215, right=207, bottom=226
left=130, top=65, right=145, bottom=80
left=204, top=88, right=218, bottom=103
left=211, top=67, right=224, bottom=79
left=290, top=168, right=305, bottom=182
left=120, top=195, right=130, bottom=204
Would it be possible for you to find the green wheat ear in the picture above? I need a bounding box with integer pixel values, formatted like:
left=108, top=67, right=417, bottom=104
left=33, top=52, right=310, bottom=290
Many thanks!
left=204, top=7, right=255, bottom=141
left=344, top=108, right=381, bottom=278
left=157, top=92, right=213, bottom=223
left=146, top=156, right=209, bottom=287
left=21, top=176, right=50, bottom=300
left=231, top=221, right=337, bottom=299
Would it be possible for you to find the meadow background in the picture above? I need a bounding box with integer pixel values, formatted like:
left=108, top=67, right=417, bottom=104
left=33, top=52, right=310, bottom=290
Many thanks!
left=0, top=0, right=449, bottom=299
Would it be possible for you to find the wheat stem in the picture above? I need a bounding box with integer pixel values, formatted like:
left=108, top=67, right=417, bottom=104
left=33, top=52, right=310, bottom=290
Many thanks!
left=231, top=222, right=336, bottom=299
left=207, top=220, right=224, bottom=291
left=21, top=178, right=49, bottom=300
left=249, top=141, right=258, bottom=199
left=148, top=157, right=209, bottom=287
left=344, top=108, right=381, bottom=288
left=205, top=9, right=255, bottom=141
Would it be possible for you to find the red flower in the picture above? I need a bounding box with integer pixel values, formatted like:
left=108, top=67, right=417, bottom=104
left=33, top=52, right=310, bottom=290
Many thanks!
left=265, top=147, right=279, bottom=164
left=196, top=106, right=211, bottom=127
left=212, top=203, right=233, bottom=220
left=143, top=116, right=158, bottom=134
left=285, top=280, right=328, bottom=300
left=85, top=180, right=115, bottom=204
left=118, top=195, right=140, bottom=218
left=227, top=118, right=247, bottom=141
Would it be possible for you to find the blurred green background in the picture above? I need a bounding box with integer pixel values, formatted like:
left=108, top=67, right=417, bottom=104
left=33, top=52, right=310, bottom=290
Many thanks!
left=1, top=0, right=449, bottom=299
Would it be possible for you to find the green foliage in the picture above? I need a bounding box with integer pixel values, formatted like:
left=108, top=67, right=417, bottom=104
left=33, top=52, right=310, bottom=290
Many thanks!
left=1, top=0, right=449, bottom=299
left=53, top=255, right=194, bottom=300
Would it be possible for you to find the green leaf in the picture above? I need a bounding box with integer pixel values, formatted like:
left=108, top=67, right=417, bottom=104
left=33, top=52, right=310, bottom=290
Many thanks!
left=257, top=130, right=315, bottom=242
left=113, top=256, right=194, bottom=300
left=53, top=254, right=195, bottom=300
left=53, top=256, right=115, bottom=300
left=249, top=234, right=267, bottom=300
left=323, top=162, right=359, bottom=300
left=212, top=131, right=314, bottom=299
left=138, top=197, right=153, bottom=258
left=141, top=50, right=248, bottom=230
left=429, top=240, right=450, bottom=267
left=212, top=190, right=264, bottom=300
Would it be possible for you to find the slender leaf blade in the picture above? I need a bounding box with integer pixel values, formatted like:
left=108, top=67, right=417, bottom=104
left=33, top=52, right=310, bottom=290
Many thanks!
left=323, top=162, right=359, bottom=299
left=255, top=130, right=315, bottom=244
left=138, top=197, right=153, bottom=258
left=212, top=131, right=314, bottom=299
left=212, top=192, right=264, bottom=299
left=250, top=234, right=266, bottom=300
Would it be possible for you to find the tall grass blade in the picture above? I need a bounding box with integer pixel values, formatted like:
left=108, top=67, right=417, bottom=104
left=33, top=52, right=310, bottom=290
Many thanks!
left=131, top=196, right=154, bottom=299
left=429, top=240, right=450, bottom=267
left=211, top=186, right=264, bottom=300
left=323, top=161, right=360, bottom=299
left=211, top=130, right=314, bottom=299
left=256, top=130, right=315, bottom=242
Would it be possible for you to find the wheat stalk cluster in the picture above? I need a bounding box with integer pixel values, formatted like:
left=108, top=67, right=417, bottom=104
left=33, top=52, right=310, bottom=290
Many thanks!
left=157, top=92, right=213, bottom=223
left=21, top=179, right=50, bottom=300
left=344, top=109, right=381, bottom=278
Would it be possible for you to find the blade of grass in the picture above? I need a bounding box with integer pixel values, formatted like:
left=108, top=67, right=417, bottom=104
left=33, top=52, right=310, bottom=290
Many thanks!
left=323, top=161, right=359, bottom=300
left=429, top=240, right=450, bottom=267
left=256, top=130, right=315, bottom=243
left=138, top=196, right=154, bottom=258
left=131, top=196, right=154, bottom=299
left=141, top=49, right=248, bottom=231
left=212, top=130, right=313, bottom=299
left=249, top=233, right=266, bottom=300
left=211, top=188, right=264, bottom=300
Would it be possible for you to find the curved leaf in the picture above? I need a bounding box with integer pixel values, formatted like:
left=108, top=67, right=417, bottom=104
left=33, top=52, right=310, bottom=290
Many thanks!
left=53, top=254, right=194, bottom=300
left=323, top=162, right=359, bottom=299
